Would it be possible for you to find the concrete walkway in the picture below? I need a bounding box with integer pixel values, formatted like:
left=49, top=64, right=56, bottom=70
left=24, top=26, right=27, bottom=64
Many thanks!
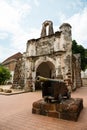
left=0, top=87, right=87, bottom=130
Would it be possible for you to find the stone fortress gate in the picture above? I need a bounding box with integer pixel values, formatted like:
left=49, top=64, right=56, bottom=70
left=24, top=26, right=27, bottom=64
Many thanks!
left=24, top=20, right=72, bottom=91
left=13, top=20, right=82, bottom=91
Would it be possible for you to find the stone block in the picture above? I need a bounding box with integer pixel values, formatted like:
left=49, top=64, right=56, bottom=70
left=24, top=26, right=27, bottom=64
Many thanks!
left=56, top=98, right=83, bottom=113
left=32, top=108, right=40, bottom=114
left=48, top=111, right=59, bottom=118
left=33, top=99, right=42, bottom=109
left=60, top=112, right=78, bottom=121
left=32, top=98, right=83, bottom=121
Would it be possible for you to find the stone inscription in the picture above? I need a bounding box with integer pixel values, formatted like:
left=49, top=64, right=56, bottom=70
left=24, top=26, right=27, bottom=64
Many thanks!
left=36, top=41, right=53, bottom=56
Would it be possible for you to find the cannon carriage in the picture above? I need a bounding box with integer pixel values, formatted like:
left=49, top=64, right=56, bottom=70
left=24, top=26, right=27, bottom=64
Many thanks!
left=36, top=76, right=71, bottom=103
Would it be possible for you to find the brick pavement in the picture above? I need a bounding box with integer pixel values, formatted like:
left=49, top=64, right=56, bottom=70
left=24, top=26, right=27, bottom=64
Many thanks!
left=0, top=87, right=87, bottom=130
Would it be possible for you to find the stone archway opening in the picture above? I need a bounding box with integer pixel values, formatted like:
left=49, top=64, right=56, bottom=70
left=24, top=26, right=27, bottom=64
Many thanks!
left=46, top=25, right=49, bottom=36
left=35, top=61, right=55, bottom=90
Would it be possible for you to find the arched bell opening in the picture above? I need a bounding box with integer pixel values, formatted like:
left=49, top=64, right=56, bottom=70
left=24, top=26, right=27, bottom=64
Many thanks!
left=41, top=20, right=54, bottom=37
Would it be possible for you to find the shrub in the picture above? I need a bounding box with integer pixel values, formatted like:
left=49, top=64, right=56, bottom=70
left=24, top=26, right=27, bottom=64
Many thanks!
left=0, top=88, right=3, bottom=92
left=4, top=89, right=12, bottom=93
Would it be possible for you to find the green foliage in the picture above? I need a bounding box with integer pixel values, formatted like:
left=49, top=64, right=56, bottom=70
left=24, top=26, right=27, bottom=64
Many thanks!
left=85, top=49, right=87, bottom=69
left=72, top=40, right=86, bottom=71
left=0, top=65, right=11, bottom=85
left=85, top=49, right=87, bottom=57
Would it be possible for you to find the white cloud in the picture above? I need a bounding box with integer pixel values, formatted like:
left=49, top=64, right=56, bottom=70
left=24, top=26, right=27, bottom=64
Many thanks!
left=0, top=45, right=16, bottom=62
left=0, top=1, right=31, bottom=31
left=57, top=12, right=67, bottom=24
left=0, top=27, right=40, bottom=62
left=0, top=32, right=8, bottom=39
left=66, top=7, right=87, bottom=48
left=11, top=28, right=40, bottom=51
left=0, top=46, right=4, bottom=61
left=67, top=0, right=83, bottom=10
left=0, top=0, right=32, bottom=62
left=34, top=0, right=40, bottom=6
left=54, top=1, right=87, bottom=48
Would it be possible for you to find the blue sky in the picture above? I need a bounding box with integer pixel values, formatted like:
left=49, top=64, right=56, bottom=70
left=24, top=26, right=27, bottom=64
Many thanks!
left=0, top=0, right=87, bottom=62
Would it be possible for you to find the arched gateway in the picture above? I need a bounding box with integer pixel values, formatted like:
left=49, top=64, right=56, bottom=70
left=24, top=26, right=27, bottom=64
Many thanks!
left=35, top=61, right=55, bottom=90
left=36, top=61, right=55, bottom=78
left=13, top=20, right=82, bottom=91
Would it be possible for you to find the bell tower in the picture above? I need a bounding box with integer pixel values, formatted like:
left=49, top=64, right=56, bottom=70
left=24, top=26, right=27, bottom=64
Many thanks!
left=41, top=20, right=54, bottom=37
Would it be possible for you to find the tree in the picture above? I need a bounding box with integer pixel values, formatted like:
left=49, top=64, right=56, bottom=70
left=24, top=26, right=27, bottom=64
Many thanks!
left=85, top=49, right=87, bottom=69
left=85, top=49, right=87, bottom=57
left=0, top=65, right=11, bottom=85
left=72, top=40, right=86, bottom=71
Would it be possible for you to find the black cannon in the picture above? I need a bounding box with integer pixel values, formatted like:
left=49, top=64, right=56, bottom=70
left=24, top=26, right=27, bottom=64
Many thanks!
left=36, top=76, right=71, bottom=103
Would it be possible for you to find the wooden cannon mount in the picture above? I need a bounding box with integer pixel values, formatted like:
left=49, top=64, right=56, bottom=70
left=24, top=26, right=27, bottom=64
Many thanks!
left=36, top=76, right=71, bottom=103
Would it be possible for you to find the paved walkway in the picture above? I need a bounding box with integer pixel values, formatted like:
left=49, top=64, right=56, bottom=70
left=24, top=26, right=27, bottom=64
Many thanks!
left=0, top=87, right=87, bottom=130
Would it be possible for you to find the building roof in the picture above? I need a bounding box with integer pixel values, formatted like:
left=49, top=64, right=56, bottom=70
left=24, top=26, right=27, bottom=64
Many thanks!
left=2, top=52, right=22, bottom=65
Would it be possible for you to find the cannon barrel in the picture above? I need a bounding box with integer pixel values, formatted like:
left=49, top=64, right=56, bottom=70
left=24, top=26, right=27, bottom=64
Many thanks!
left=36, top=76, right=63, bottom=82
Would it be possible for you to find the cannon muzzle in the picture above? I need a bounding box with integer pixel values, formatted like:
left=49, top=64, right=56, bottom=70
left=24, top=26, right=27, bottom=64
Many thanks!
left=36, top=76, right=48, bottom=82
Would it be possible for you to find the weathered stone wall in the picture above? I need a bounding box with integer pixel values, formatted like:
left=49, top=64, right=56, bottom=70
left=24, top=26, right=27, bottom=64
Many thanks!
left=13, top=57, right=25, bottom=89
left=82, top=78, right=87, bottom=87
left=72, top=54, right=82, bottom=90
left=81, top=69, right=87, bottom=87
